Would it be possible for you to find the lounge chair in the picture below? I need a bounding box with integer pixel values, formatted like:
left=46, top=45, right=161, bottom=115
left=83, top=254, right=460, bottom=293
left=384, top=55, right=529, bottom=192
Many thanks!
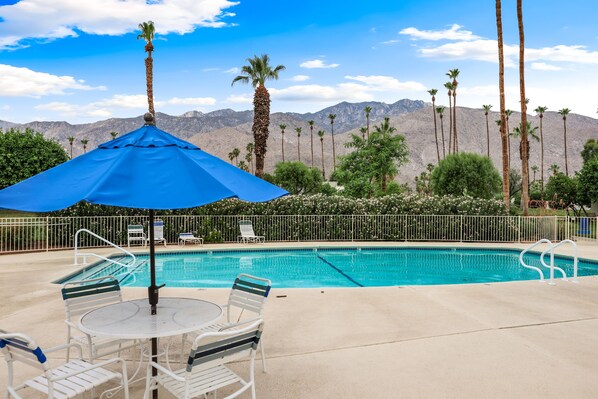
left=61, top=276, right=141, bottom=363
left=182, top=274, right=271, bottom=372
left=146, top=319, right=264, bottom=399
left=238, top=220, right=265, bottom=243
left=127, top=224, right=146, bottom=247
left=178, top=232, right=203, bottom=246
left=0, top=330, right=130, bottom=399
left=147, top=219, right=167, bottom=247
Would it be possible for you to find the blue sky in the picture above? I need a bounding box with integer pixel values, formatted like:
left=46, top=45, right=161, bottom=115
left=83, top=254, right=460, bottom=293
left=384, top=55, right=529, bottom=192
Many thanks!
left=0, top=0, right=597, bottom=124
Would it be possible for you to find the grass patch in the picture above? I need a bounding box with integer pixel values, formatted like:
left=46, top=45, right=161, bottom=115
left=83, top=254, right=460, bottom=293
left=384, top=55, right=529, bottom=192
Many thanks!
left=0, top=210, right=37, bottom=218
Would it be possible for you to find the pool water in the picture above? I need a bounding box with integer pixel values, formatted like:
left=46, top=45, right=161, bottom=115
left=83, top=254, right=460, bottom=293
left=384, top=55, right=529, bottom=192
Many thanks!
left=57, top=247, right=598, bottom=288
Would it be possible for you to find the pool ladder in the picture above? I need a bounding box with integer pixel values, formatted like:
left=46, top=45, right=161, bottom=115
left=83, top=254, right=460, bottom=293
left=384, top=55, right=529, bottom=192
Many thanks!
left=74, top=229, right=136, bottom=268
left=519, top=239, right=578, bottom=285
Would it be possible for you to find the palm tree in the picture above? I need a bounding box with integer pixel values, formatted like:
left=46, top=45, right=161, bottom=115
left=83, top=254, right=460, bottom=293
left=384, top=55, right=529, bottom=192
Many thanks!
left=359, top=127, right=367, bottom=140
left=511, top=121, right=539, bottom=190
left=483, top=105, right=493, bottom=157
left=517, top=0, right=529, bottom=215
left=559, top=108, right=571, bottom=176
left=137, top=21, right=156, bottom=119
left=232, top=54, right=285, bottom=177
left=328, top=113, right=337, bottom=172
left=110, top=131, right=118, bottom=140
left=436, top=106, right=446, bottom=157
left=444, top=82, right=454, bottom=154
left=80, top=139, right=89, bottom=154
left=364, top=106, right=372, bottom=140
left=428, top=89, right=440, bottom=162
left=308, top=120, right=315, bottom=167
left=246, top=142, right=255, bottom=174
left=531, top=165, right=538, bottom=183
left=496, top=0, right=510, bottom=208
left=446, top=69, right=460, bottom=152
left=317, top=130, right=326, bottom=178
left=228, top=151, right=235, bottom=164
left=67, top=136, right=75, bottom=158
left=371, top=117, right=398, bottom=192
left=295, top=127, right=302, bottom=161
left=505, top=109, right=513, bottom=166
left=279, top=124, right=286, bottom=162
left=549, top=164, right=560, bottom=176
left=232, top=148, right=240, bottom=165
left=534, top=106, right=548, bottom=196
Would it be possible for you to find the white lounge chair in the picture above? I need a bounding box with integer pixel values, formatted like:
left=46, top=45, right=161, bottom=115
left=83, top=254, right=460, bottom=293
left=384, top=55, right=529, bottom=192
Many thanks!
left=62, top=276, right=141, bottom=363
left=146, top=319, right=264, bottom=399
left=127, top=224, right=146, bottom=247
left=238, top=220, right=265, bottom=243
left=147, top=219, right=167, bottom=247
left=178, top=232, right=203, bottom=246
left=182, top=274, right=271, bottom=372
left=0, top=330, right=130, bottom=399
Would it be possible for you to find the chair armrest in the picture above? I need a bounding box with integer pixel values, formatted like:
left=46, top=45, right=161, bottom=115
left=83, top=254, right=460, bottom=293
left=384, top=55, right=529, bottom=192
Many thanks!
left=218, top=317, right=262, bottom=332
left=44, top=342, right=83, bottom=358
left=147, top=361, right=186, bottom=382
left=48, top=357, right=128, bottom=382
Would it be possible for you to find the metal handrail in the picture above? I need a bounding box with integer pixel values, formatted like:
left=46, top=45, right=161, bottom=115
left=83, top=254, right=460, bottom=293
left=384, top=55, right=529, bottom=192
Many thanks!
left=519, top=239, right=552, bottom=281
left=540, top=245, right=567, bottom=284
left=74, top=229, right=136, bottom=268
left=550, top=239, right=578, bottom=283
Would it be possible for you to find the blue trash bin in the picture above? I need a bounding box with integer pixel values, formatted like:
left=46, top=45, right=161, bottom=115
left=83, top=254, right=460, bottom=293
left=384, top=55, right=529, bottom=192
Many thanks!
left=578, top=217, right=591, bottom=235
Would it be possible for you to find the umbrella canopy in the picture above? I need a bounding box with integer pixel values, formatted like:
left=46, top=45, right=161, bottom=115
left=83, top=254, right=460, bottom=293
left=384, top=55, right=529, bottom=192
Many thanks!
left=0, top=122, right=287, bottom=212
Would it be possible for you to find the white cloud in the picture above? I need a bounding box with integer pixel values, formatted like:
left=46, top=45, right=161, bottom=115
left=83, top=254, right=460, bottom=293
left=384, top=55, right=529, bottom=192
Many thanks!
left=35, top=94, right=216, bottom=118
left=223, top=67, right=239, bottom=74
left=299, top=59, right=340, bottom=69
left=0, top=0, right=239, bottom=49
left=400, top=24, right=480, bottom=41
left=531, top=62, right=562, bottom=71
left=226, top=94, right=252, bottom=104
left=381, top=39, right=400, bottom=45
left=344, top=75, right=426, bottom=91
left=202, top=67, right=220, bottom=72
left=290, top=75, right=310, bottom=82
left=0, top=64, right=104, bottom=97
left=419, top=39, right=518, bottom=66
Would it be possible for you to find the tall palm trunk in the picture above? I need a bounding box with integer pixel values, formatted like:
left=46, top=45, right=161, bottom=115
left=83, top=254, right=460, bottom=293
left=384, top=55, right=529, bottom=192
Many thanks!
left=439, top=113, right=445, bottom=157
left=432, top=99, right=440, bottom=162
left=496, top=0, right=510, bottom=209
left=253, top=84, right=270, bottom=178
left=320, top=138, right=325, bottom=178
left=145, top=42, right=155, bottom=118
left=309, top=125, right=314, bottom=167
left=539, top=113, right=544, bottom=197
left=330, top=122, right=336, bottom=172
left=518, top=0, right=529, bottom=215
left=563, top=116, right=569, bottom=176
left=452, top=90, right=458, bottom=153
left=447, top=92, right=453, bottom=155
left=281, top=129, right=285, bottom=162
left=485, top=112, right=490, bottom=157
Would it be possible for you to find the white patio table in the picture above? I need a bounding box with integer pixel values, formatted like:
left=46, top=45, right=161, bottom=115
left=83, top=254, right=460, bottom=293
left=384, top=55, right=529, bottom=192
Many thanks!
left=78, top=297, right=222, bottom=398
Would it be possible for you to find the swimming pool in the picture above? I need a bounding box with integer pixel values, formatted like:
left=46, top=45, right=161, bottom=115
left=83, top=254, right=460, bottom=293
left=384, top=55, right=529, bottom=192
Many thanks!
left=57, top=247, right=598, bottom=288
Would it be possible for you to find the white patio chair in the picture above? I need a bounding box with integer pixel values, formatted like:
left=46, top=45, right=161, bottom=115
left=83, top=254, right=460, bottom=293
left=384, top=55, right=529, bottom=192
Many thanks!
left=61, top=276, right=141, bottom=363
left=182, top=274, right=271, bottom=372
left=145, top=319, right=263, bottom=399
left=238, top=220, right=265, bottom=244
left=0, top=330, right=129, bottom=399
left=127, top=224, right=146, bottom=247
left=147, top=219, right=167, bottom=247
left=178, top=232, right=203, bottom=246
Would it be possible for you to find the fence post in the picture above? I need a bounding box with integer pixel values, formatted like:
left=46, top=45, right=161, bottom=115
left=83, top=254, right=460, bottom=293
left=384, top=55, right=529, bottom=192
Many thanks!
left=460, top=215, right=464, bottom=242
left=46, top=216, right=50, bottom=252
left=517, top=216, right=521, bottom=243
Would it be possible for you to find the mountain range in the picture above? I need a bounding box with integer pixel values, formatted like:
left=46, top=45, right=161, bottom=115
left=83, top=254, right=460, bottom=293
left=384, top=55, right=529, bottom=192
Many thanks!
left=2, top=99, right=597, bottom=186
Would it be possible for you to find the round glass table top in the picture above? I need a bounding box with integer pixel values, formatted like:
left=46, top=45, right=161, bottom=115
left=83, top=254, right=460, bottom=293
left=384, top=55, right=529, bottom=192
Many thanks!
left=78, top=297, right=223, bottom=339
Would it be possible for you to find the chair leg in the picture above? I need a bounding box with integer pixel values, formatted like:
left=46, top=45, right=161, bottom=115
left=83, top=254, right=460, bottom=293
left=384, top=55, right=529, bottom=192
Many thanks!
left=259, top=341, right=267, bottom=373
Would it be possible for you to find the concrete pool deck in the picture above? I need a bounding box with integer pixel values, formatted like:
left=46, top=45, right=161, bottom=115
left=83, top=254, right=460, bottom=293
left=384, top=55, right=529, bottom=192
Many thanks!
left=1, top=241, right=598, bottom=398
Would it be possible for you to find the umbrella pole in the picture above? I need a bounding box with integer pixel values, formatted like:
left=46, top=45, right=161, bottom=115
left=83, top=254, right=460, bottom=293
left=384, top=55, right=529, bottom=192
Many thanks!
left=148, top=209, right=159, bottom=399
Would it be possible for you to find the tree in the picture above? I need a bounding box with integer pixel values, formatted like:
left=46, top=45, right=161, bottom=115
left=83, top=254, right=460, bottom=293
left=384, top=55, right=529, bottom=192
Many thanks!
left=232, top=54, right=285, bottom=178
left=295, top=127, right=302, bottom=161
left=359, top=127, right=367, bottom=140
left=0, top=128, right=69, bottom=189
left=444, top=82, right=454, bottom=154
left=80, top=139, right=89, bottom=153
left=328, top=113, right=337, bottom=173
left=228, top=151, right=235, bottom=164
left=436, top=106, right=446, bottom=157
left=336, top=117, right=409, bottom=197
left=549, top=164, right=560, bottom=176
left=110, top=131, right=118, bottom=140
left=517, top=0, right=530, bottom=216
left=534, top=105, right=548, bottom=196
left=237, top=160, right=249, bottom=172
left=137, top=21, right=156, bottom=119
left=308, top=120, right=315, bottom=168
left=559, top=107, right=571, bottom=176
left=415, top=163, right=435, bottom=196
left=496, top=0, right=510, bottom=209
left=446, top=69, right=460, bottom=152
left=364, top=106, right=372, bottom=140
left=67, top=136, right=75, bottom=159
left=581, top=139, right=598, bottom=164
left=272, top=161, right=324, bottom=195
left=428, top=89, right=440, bottom=162
left=483, top=104, right=492, bottom=157
left=431, top=153, right=502, bottom=199
left=531, top=165, right=538, bottom=183
left=246, top=142, right=255, bottom=174
left=505, top=109, right=513, bottom=167
left=232, top=147, right=240, bottom=165
left=279, top=124, right=286, bottom=162
left=317, top=130, right=326, bottom=178
left=577, top=158, right=598, bottom=206
left=545, top=172, right=577, bottom=210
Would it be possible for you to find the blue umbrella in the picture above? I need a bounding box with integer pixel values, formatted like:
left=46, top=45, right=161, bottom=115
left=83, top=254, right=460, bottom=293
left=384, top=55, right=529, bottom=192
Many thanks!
left=0, top=115, right=288, bottom=310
